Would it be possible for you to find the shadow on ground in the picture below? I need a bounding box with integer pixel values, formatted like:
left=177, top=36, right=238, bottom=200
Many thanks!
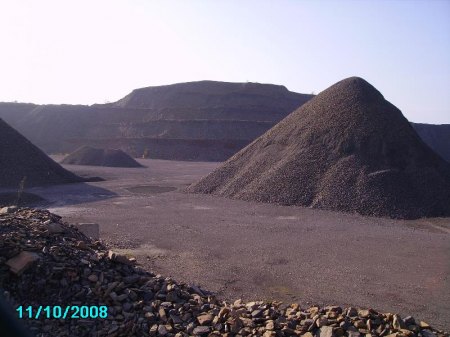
left=0, top=182, right=117, bottom=208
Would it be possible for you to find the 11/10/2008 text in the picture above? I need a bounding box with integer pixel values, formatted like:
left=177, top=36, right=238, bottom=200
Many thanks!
left=16, top=305, right=108, bottom=319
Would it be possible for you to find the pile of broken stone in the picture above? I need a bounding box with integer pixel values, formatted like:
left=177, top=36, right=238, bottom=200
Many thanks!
left=0, top=206, right=448, bottom=337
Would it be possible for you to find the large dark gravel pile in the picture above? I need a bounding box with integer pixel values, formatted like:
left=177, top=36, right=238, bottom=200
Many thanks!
left=187, top=77, right=450, bottom=219
left=61, top=146, right=143, bottom=168
left=0, top=207, right=448, bottom=337
left=0, top=119, right=82, bottom=188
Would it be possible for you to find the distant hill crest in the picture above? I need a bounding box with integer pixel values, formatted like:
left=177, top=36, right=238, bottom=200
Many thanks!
left=112, top=80, right=303, bottom=110
left=0, top=80, right=448, bottom=162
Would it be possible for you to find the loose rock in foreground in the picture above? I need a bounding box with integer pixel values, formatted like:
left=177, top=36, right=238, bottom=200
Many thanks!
left=0, top=208, right=448, bottom=336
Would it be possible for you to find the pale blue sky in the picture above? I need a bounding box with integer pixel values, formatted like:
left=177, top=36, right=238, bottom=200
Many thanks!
left=0, top=0, right=449, bottom=123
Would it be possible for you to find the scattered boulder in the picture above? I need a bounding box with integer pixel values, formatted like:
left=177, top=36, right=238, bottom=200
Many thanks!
left=61, top=146, right=143, bottom=168
left=187, top=77, right=450, bottom=219
left=5, top=251, right=40, bottom=275
left=107, top=250, right=135, bottom=265
left=197, top=313, right=214, bottom=325
left=73, top=222, right=100, bottom=240
left=0, top=206, right=17, bottom=214
left=46, top=221, right=65, bottom=234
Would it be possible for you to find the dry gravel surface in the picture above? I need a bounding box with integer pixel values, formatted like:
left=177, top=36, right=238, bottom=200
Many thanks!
left=2, top=158, right=448, bottom=331
left=0, top=207, right=448, bottom=337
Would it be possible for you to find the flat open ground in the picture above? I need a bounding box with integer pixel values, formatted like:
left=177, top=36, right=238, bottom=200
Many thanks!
left=13, top=157, right=450, bottom=329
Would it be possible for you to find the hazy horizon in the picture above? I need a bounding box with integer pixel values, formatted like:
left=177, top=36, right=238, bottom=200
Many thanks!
left=1, top=0, right=449, bottom=124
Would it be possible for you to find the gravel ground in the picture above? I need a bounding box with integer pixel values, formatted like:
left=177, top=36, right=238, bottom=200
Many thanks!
left=4, top=208, right=445, bottom=337
left=8, top=157, right=449, bottom=330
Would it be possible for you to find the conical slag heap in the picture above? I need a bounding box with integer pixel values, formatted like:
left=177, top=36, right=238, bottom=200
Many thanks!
left=61, top=146, right=143, bottom=168
left=187, top=77, right=450, bottom=219
left=0, top=119, right=82, bottom=188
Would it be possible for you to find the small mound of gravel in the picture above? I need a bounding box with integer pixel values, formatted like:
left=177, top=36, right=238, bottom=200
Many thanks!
left=187, top=77, right=450, bottom=219
left=0, top=207, right=448, bottom=336
left=61, top=146, right=143, bottom=168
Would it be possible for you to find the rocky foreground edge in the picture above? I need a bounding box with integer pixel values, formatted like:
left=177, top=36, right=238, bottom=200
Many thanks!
left=0, top=207, right=448, bottom=337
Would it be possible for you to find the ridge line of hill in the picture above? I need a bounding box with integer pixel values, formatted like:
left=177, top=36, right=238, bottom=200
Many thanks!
left=0, top=80, right=448, bottom=162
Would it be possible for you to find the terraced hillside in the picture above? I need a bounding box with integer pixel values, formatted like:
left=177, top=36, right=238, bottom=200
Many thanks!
left=0, top=82, right=312, bottom=161
left=0, top=82, right=448, bottom=162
